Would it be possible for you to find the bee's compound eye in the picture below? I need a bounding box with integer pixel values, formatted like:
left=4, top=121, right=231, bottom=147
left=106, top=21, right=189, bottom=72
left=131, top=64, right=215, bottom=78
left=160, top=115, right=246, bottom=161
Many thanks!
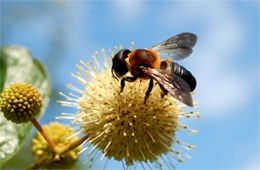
left=112, top=49, right=130, bottom=77
left=120, top=49, right=131, bottom=60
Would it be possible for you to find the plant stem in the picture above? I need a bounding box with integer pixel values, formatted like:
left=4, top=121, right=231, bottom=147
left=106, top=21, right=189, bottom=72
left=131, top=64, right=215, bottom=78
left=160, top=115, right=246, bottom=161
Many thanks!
left=57, top=135, right=89, bottom=155
left=31, top=118, right=56, bottom=151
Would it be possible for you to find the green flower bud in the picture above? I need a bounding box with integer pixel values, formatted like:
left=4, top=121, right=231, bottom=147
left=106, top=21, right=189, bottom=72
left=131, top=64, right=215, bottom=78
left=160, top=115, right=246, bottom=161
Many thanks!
left=0, top=83, right=42, bottom=123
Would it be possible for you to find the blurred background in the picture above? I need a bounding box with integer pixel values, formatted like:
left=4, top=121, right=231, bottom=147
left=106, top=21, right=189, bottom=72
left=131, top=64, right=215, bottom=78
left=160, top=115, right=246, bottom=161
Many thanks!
left=1, top=0, right=259, bottom=169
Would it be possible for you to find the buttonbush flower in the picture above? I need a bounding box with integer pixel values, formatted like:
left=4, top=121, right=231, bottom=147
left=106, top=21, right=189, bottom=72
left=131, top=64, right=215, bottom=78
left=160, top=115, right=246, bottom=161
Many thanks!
left=0, top=83, right=42, bottom=123
left=31, top=122, right=81, bottom=167
left=58, top=44, right=200, bottom=169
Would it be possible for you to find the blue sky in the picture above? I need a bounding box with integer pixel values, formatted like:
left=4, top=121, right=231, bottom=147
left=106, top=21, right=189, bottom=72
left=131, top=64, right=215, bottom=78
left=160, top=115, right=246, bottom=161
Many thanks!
left=1, top=0, right=259, bottom=169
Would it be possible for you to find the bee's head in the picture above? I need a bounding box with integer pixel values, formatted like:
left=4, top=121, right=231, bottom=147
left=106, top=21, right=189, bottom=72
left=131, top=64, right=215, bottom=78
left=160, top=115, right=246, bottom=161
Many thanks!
left=111, top=49, right=131, bottom=80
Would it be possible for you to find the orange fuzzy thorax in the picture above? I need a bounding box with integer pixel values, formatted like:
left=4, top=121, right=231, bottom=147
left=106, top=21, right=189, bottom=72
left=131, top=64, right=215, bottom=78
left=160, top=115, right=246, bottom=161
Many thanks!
left=127, top=49, right=160, bottom=78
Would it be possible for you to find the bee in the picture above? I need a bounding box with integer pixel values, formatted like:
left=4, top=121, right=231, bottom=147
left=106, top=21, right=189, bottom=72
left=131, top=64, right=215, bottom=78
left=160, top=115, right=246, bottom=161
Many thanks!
left=111, top=33, right=197, bottom=107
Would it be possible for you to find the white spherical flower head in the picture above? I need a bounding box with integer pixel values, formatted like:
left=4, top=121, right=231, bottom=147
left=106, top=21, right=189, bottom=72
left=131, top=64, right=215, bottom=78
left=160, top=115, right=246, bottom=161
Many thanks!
left=57, top=43, right=200, bottom=169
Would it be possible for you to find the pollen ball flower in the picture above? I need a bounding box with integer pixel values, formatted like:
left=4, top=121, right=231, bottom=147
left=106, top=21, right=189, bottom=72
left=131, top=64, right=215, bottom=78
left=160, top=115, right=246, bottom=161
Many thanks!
left=31, top=122, right=81, bottom=163
left=58, top=45, right=200, bottom=168
left=0, top=83, right=42, bottom=123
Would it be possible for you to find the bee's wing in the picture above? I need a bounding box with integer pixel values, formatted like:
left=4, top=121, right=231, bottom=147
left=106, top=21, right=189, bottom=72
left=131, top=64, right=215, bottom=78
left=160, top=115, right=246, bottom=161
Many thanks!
left=141, top=67, right=193, bottom=107
left=149, top=33, right=197, bottom=61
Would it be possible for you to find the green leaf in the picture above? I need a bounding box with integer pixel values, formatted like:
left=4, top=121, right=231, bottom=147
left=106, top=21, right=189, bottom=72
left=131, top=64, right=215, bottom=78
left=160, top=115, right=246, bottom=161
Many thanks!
left=0, top=46, right=51, bottom=165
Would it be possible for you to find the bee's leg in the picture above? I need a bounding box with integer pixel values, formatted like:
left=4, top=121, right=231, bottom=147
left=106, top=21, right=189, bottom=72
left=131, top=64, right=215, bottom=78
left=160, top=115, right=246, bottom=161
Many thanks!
left=159, top=84, right=168, bottom=98
left=120, top=75, right=137, bottom=93
left=144, top=78, right=154, bottom=104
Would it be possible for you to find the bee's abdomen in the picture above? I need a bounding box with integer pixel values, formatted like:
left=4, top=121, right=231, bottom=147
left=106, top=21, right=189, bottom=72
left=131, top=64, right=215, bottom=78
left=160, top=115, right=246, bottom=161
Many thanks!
left=172, top=62, right=196, bottom=91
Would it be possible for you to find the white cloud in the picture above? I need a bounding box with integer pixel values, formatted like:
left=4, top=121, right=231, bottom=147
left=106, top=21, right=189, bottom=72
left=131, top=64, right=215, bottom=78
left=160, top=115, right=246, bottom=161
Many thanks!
left=112, top=0, right=145, bottom=24
left=242, top=158, right=260, bottom=170
left=193, top=4, right=250, bottom=115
